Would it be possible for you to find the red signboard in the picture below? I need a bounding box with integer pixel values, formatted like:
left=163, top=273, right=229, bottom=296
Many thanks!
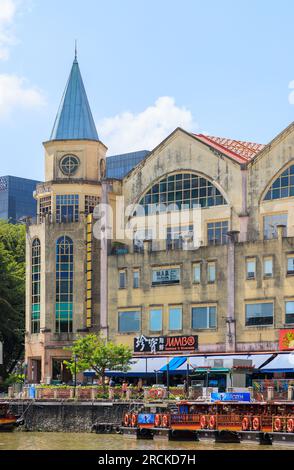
left=279, top=329, right=294, bottom=351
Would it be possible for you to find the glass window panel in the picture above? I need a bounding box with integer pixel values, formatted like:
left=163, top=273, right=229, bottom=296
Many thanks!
left=193, top=263, right=201, bottom=283
left=288, top=257, right=294, bottom=273
left=119, top=271, right=127, bottom=288
left=55, top=236, right=73, bottom=333
left=208, top=263, right=216, bottom=282
left=133, top=270, right=140, bottom=288
left=264, top=258, right=273, bottom=276
left=285, top=301, right=294, bottom=324
left=138, top=173, right=227, bottom=214
left=245, top=303, right=273, bottom=326
left=209, top=306, right=216, bottom=328
left=150, top=309, right=162, bottom=331
left=118, top=311, right=140, bottom=332
left=247, top=259, right=256, bottom=278
left=169, top=307, right=182, bottom=330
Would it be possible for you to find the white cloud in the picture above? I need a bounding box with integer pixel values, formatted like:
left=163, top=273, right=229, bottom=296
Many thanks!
left=99, top=96, right=197, bottom=155
left=0, top=0, right=18, bottom=60
left=0, top=74, right=46, bottom=117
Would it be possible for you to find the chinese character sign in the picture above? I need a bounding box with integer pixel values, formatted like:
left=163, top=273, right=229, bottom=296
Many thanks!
left=134, top=335, right=198, bottom=353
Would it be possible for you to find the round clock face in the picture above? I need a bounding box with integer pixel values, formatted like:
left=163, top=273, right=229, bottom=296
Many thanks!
left=60, top=154, right=80, bottom=176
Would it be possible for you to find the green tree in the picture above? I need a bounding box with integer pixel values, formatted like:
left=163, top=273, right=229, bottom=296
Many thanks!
left=64, top=334, right=133, bottom=389
left=0, top=220, right=25, bottom=383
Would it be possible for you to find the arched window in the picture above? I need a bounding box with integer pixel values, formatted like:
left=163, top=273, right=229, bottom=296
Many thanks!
left=31, top=238, right=41, bottom=333
left=264, top=165, right=294, bottom=200
left=55, top=236, right=73, bottom=333
left=138, top=172, right=227, bottom=214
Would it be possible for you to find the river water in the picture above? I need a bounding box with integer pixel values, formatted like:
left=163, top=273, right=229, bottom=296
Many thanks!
left=0, top=433, right=291, bottom=450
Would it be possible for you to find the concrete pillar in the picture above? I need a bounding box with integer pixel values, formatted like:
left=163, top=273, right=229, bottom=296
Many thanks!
left=70, top=388, right=74, bottom=399
left=288, top=385, right=293, bottom=401
left=126, top=389, right=131, bottom=401
left=100, top=180, right=109, bottom=339
left=53, top=389, right=58, bottom=400
left=8, top=387, right=14, bottom=399
left=248, top=386, right=253, bottom=399
left=267, top=386, right=274, bottom=401
left=91, top=388, right=96, bottom=401
left=226, top=231, right=239, bottom=352
left=109, top=388, right=114, bottom=400
left=277, top=224, right=286, bottom=241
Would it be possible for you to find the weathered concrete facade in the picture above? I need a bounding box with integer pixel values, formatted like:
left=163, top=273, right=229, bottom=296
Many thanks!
left=25, top=56, right=294, bottom=383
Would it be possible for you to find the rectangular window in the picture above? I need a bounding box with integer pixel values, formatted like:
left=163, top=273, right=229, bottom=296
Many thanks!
left=152, top=267, right=180, bottom=286
left=246, top=258, right=256, bottom=279
left=133, top=229, right=153, bottom=253
left=207, top=262, right=216, bottom=283
left=118, top=310, right=140, bottom=333
left=193, top=263, right=201, bottom=283
left=166, top=225, right=193, bottom=250
left=133, top=270, right=140, bottom=288
left=39, top=195, right=51, bottom=220
left=245, top=302, right=274, bottom=326
left=149, top=308, right=163, bottom=331
left=207, top=221, right=229, bottom=245
left=85, top=195, right=100, bottom=215
left=287, top=256, right=294, bottom=275
left=119, top=270, right=127, bottom=288
left=168, top=306, right=182, bottom=331
left=56, top=195, right=79, bottom=223
left=192, top=306, right=217, bottom=329
left=285, top=301, right=294, bottom=324
left=264, top=257, right=273, bottom=277
left=263, top=214, right=287, bottom=240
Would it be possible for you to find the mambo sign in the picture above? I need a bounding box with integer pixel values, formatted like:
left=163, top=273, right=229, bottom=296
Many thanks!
left=134, top=334, right=198, bottom=354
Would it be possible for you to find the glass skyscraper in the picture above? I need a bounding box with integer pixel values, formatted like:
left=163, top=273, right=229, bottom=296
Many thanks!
left=0, top=175, right=41, bottom=223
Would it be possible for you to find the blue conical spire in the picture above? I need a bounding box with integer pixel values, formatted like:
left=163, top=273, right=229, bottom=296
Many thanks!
left=50, top=55, right=99, bottom=141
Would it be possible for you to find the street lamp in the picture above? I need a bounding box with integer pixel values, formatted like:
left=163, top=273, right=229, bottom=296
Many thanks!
left=73, top=354, right=77, bottom=397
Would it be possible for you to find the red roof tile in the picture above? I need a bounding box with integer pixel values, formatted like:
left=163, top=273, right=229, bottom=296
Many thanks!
left=194, top=134, right=265, bottom=164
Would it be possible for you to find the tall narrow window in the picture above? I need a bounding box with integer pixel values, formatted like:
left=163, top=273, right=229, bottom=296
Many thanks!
left=56, top=236, right=73, bottom=333
left=119, top=270, right=127, bottom=288
left=264, top=257, right=273, bottom=277
left=31, top=238, right=41, bottom=333
left=193, top=263, right=201, bottom=283
left=246, top=258, right=256, bottom=279
left=169, top=306, right=182, bottom=331
left=207, top=262, right=216, bottom=283
left=133, top=270, right=140, bottom=288
left=149, top=308, right=163, bottom=332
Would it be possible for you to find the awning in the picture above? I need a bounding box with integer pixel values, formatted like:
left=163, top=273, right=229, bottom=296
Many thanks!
left=160, top=357, right=187, bottom=372
left=177, top=354, right=272, bottom=371
left=103, top=353, right=274, bottom=377
left=105, top=357, right=167, bottom=377
left=260, top=353, right=294, bottom=373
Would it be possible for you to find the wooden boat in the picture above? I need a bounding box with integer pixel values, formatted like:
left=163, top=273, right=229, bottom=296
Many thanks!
left=0, top=403, right=17, bottom=432
left=122, top=400, right=294, bottom=437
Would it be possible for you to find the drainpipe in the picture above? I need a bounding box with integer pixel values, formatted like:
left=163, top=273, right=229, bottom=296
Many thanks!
left=239, top=164, right=249, bottom=242
left=226, top=230, right=239, bottom=352
left=100, top=180, right=109, bottom=339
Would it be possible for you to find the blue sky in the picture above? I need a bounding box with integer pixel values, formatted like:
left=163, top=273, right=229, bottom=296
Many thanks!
left=1, top=0, right=294, bottom=180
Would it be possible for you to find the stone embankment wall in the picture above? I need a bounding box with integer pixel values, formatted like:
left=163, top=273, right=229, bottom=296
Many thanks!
left=8, top=401, right=135, bottom=432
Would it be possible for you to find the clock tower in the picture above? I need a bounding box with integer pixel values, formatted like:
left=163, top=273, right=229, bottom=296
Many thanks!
left=25, top=54, right=109, bottom=384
